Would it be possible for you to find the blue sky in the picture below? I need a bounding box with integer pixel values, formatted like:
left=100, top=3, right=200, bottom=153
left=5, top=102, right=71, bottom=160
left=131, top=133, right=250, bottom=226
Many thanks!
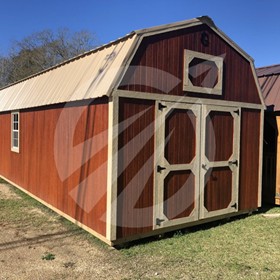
left=0, top=0, right=279, bottom=67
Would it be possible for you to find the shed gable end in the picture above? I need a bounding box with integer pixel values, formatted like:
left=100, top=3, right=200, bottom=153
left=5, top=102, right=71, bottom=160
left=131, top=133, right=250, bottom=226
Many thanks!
left=118, top=24, right=261, bottom=104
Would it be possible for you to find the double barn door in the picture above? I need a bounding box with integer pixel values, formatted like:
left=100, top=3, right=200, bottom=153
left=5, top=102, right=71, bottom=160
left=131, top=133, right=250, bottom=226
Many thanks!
left=154, top=101, right=240, bottom=229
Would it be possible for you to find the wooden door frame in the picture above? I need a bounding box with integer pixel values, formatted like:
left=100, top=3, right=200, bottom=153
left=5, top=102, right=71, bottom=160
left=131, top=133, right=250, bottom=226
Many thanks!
left=153, top=100, right=201, bottom=229
left=199, top=105, right=241, bottom=219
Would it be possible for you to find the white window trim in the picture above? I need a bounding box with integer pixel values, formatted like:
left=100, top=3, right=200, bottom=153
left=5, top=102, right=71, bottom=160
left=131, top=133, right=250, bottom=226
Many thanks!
left=11, top=111, right=20, bottom=153
left=183, top=49, right=224, bottom=95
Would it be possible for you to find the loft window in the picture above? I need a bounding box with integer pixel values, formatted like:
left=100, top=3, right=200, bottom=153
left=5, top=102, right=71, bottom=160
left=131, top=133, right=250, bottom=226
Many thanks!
left=183, top=49, right=223, bottom=95
left=11, top=111, right=20, bottom=153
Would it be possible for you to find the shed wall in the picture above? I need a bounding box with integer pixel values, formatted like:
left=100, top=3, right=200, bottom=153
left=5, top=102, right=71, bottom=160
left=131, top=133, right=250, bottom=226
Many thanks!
left=239, top=109, right=261, bottom=210
left=117, top=98, right=155, bottom=238
left=119, top=24, right=261, bottom=105
left=0, top=99, right=108, bottom=236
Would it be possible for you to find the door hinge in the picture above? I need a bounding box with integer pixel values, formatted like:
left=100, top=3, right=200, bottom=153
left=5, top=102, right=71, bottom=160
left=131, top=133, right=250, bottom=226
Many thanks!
left=231, top=203, right=237, bottom=209
left=158, top=103, right=167, bottom=111
left=234, top=109, right=240, bottom=115
left=157, top=165, right=166, bottom=173
left=156, top=218, right=165, bottom=226
left=229, top=160, right=238, bottom=166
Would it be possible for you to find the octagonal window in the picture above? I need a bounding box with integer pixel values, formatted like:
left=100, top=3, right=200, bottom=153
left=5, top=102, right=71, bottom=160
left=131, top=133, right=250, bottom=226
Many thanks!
left=183, top=49, right=223, bottom=95
left=165, top=109, right=196, bottom=164
left=189, top=58, right=218, bottom=88
left=205, top=111, right=234, bottom=162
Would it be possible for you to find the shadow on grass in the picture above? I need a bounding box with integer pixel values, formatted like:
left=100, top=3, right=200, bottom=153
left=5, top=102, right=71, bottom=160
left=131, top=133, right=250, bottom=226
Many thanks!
left=0, top=229, right=82, bottom=252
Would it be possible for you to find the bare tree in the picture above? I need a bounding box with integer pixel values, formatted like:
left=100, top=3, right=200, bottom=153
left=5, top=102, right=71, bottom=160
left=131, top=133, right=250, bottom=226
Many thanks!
left=0, top=28, right=97, bottom=87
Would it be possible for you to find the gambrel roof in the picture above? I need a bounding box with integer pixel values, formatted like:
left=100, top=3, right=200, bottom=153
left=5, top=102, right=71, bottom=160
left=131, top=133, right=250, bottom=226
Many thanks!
left=0, top=16, right=258, bottom=112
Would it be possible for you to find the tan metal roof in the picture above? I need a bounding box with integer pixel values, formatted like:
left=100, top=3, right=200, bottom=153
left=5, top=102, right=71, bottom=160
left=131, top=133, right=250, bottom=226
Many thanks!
left=0, top=34, right=137, bottom=112
left=257, top=64, right=280, bottom=111
left=0, top=16, right=259, bottom=112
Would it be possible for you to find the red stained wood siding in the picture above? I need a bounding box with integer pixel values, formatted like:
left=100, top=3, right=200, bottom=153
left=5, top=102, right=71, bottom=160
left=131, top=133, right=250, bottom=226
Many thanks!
left=239, top=109, right=261, bottom=210
left=119, top=25, right=261, bottom=104
left=164, top=170, right=195, bottom=220
left=117, top=98, right=155, bottom=239
left=204, top=167, right=232, bottom=212
left=0, top=98, right=108, bottom=237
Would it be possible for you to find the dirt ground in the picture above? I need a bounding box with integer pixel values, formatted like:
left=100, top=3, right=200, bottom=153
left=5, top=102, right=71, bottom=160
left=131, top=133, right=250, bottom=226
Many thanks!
left=0, top=183, right=136, bottom=280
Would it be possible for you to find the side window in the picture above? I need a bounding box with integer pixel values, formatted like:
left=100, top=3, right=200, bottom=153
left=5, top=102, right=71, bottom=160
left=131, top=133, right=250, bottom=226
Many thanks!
left=11, top=112, right=20, bottom=153
left=183, top=49, right=223, bottom=95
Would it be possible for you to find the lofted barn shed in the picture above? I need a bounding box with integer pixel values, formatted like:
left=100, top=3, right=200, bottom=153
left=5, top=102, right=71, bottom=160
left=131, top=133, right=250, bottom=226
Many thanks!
left=257, top=64, right=280, bottom=205
left=0, top=16, right=265, bottom=245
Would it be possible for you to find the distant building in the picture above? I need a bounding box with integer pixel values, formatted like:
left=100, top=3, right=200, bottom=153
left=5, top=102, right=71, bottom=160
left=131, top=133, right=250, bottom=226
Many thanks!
left=257, top=64, right=280, bottom=205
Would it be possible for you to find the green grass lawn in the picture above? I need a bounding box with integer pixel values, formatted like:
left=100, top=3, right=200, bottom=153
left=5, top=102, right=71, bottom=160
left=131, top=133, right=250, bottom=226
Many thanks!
left=1, top=179, right=280, bottom=279
left=120, top=207, right=280, bottom=279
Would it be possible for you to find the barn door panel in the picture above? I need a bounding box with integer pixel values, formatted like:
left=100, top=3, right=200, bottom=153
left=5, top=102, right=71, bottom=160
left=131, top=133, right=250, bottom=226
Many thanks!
left=154, top=101, right=201, bottom=229
left=200, top=105, right=240, bottom=219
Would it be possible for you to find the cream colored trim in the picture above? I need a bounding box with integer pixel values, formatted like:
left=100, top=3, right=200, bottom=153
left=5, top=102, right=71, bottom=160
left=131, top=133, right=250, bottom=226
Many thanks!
left=115, top=89, right=265, bottom=110
left=250, top=61, right=266, bottom=108
left=137, top=21, right=201, bottom=38
left=200, top=105, right=240, bottom=219
left=106, top=97, right=114, bottom=240
left=154, top=101, right=201, bottom=229
left=107, top=95, right=119, bottom=241
left=153, top=101, right=163, bottom=229
left=11, top=111, right=20, bottom=153
left=258, top=109, right=264, bottom=207
left=0, top=175, right=112, bottom=246
left=183, top=49, right=223, bottom=95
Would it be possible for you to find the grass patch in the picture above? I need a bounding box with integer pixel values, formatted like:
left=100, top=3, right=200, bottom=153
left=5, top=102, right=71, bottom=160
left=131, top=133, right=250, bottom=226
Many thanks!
left=42, top=252, right=56, bottom=261
left=0, top=177, right=8, bottom=184
left=120, top=210, right=280, bottom=279
left=0, top=182, right=108, bottom=249
left=1, top=180, right=280, bottom=279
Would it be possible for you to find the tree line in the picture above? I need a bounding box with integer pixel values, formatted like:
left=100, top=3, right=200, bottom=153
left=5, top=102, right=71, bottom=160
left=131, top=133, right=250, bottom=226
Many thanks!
left=0, top=28, right=97, bottom=88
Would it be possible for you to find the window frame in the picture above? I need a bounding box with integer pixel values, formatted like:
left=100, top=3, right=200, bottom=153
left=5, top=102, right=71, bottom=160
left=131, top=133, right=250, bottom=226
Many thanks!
left=183, top=49, right=224, bottom=95
left=11, top=111, right=20, bottom=153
